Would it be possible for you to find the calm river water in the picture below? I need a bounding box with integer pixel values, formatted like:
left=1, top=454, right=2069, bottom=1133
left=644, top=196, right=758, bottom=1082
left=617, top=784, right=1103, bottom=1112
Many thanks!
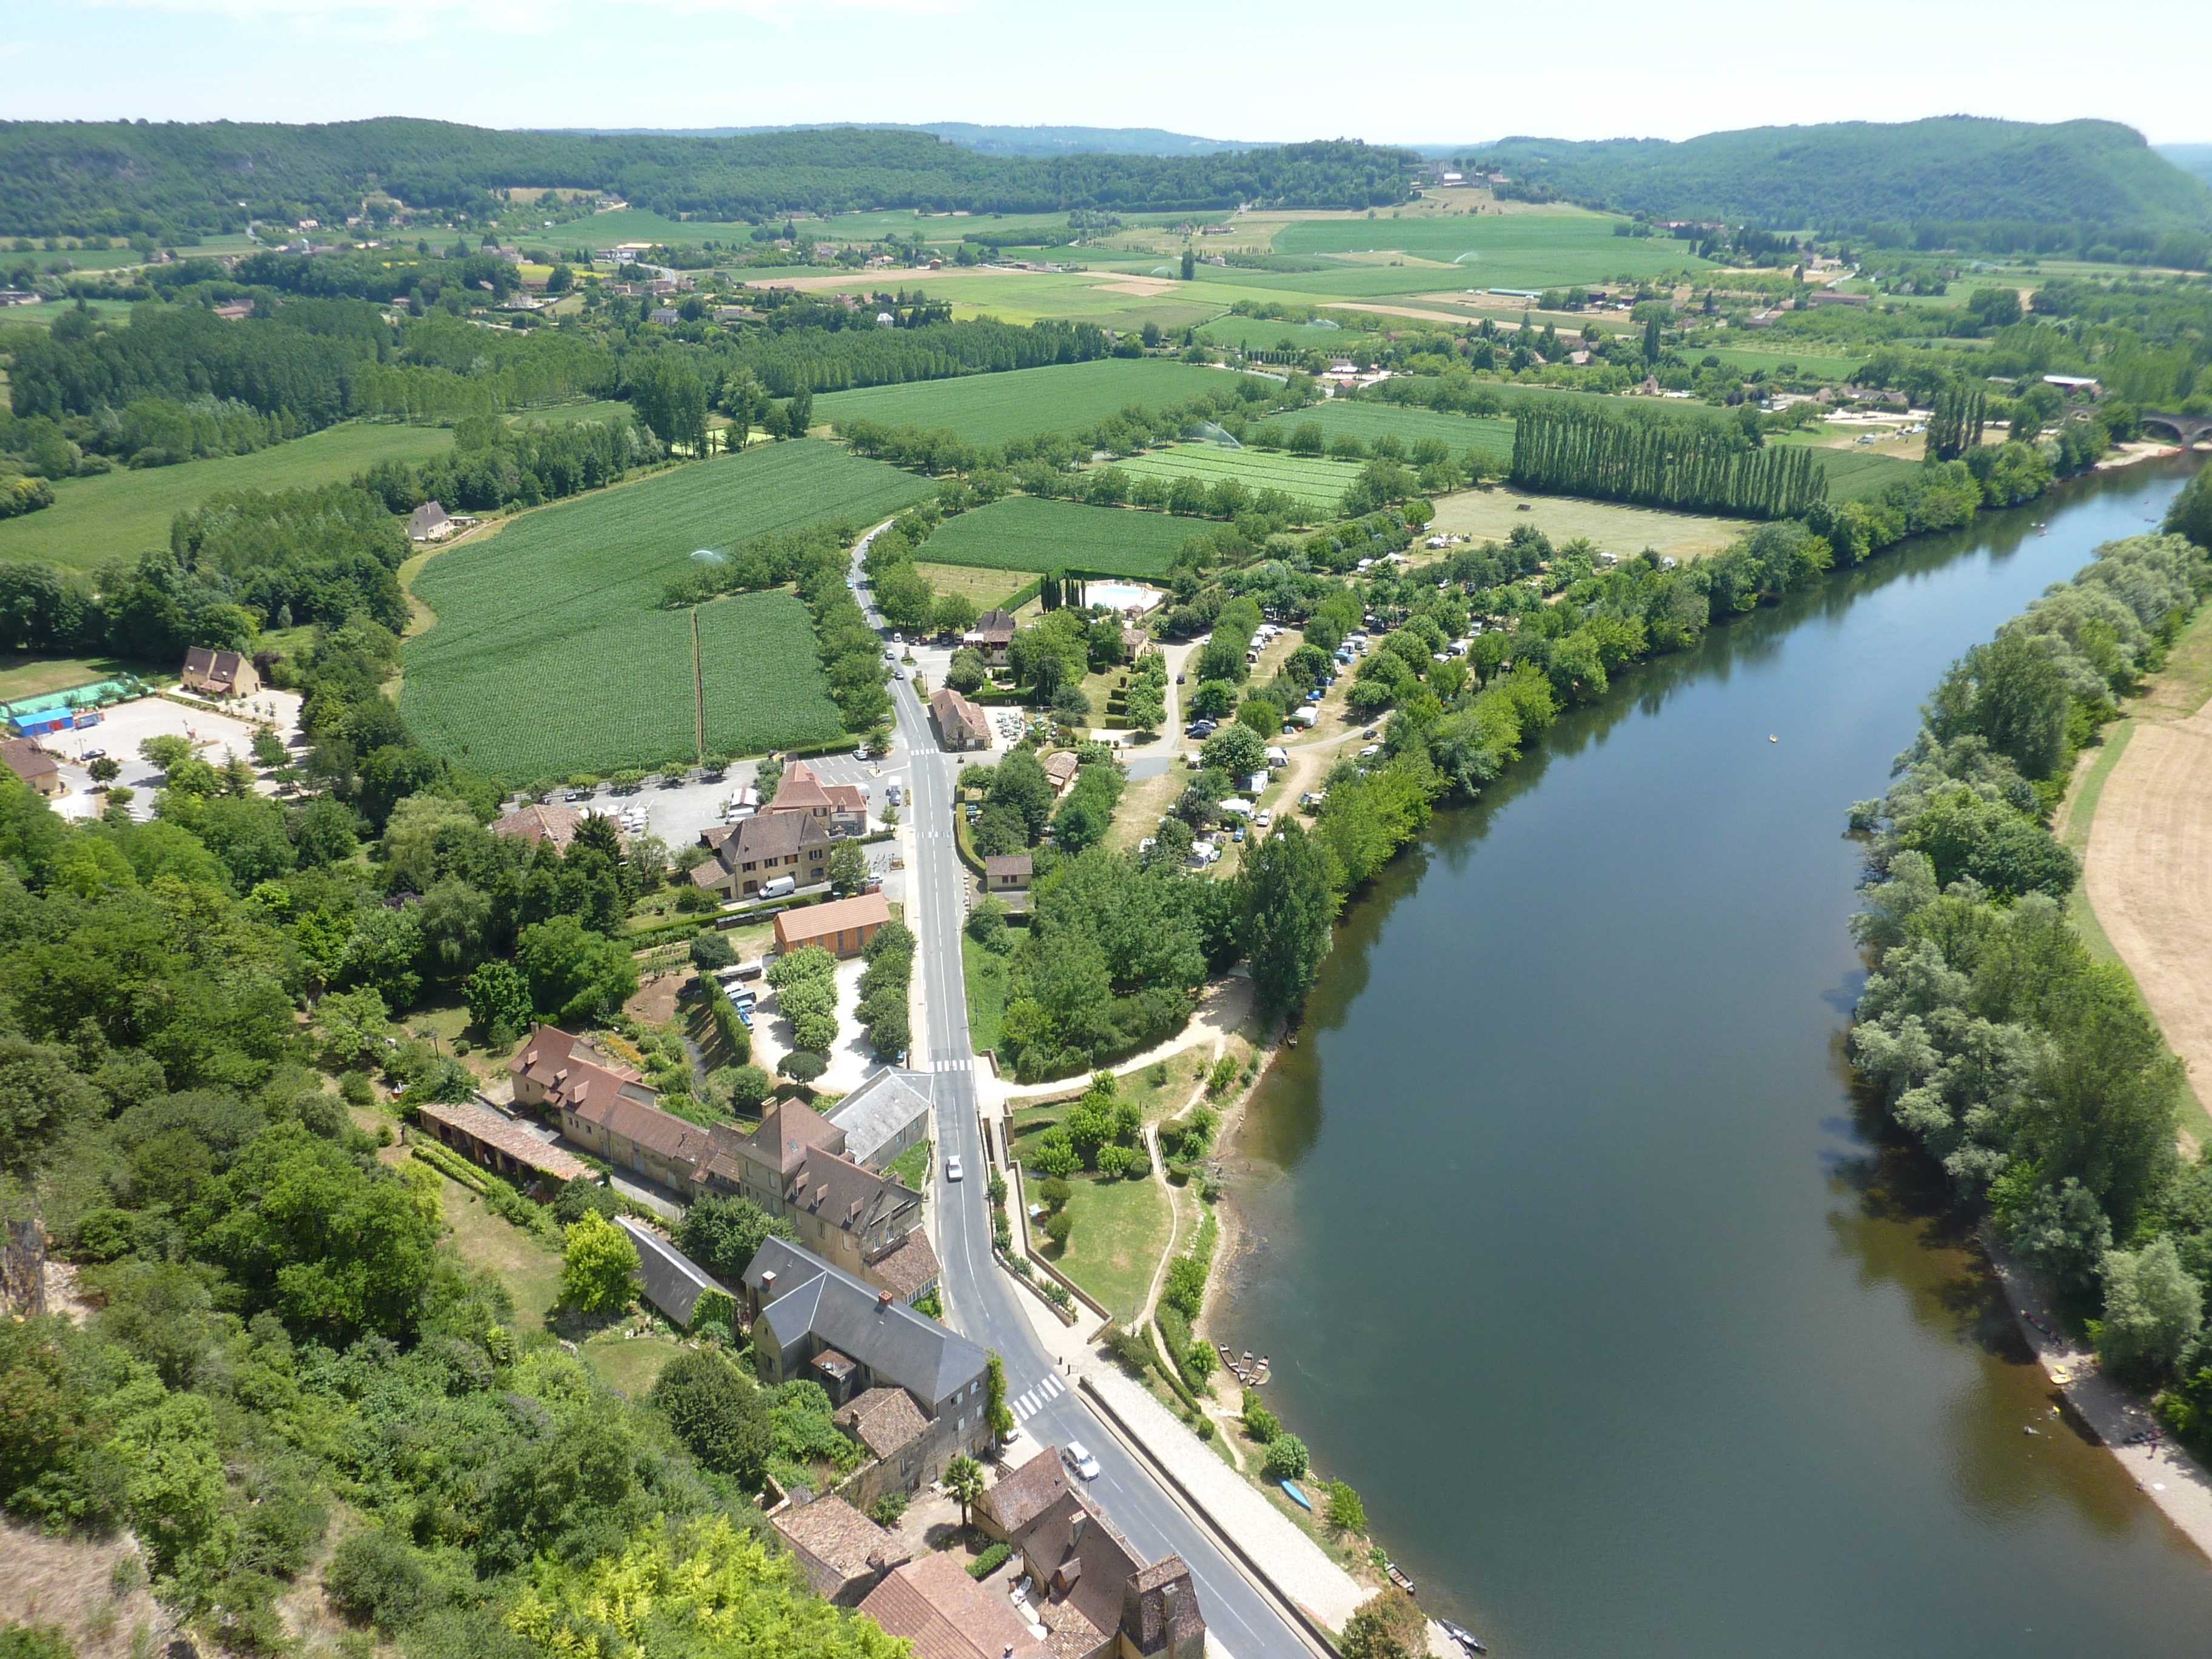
left=1222, top=455, right=2212, bottom=1658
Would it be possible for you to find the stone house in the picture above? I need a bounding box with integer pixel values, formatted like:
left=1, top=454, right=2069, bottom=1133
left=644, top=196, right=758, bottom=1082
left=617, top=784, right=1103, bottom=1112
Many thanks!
left=491, top=801, right=583, bottom=851
left=691, top=809, right=830, bottom=898
left=768, top=760, right=868, bottom=834
left=963, top=607, right=1019, bottom=665
left=822, top=1068, right=931, bottom=1173
left=857, top=1550, right=1048, bottom=1659
left=0, top=737, right=62, bottom=799
left=700, top=1100, right=930, bottom=1292
left=414, top=1098, right=588, bottom=1190
left=928, top=686, right=993, bottom=751
left=774, top=1495, right=908, bottom=1605
left=181, top=646, right=260, bottom=699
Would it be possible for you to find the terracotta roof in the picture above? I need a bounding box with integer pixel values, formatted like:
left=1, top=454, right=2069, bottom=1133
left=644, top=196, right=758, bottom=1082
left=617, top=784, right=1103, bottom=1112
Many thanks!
left=1041, top=750, right=1081, bottom=786
left=509, top=1025, right=643, bottom=1090
left=775, top=1495, right=905, bottom=1591
left=984, top=854, right=1032, bottom=879
left=858, top=1551, right=1048, bottom=1659
left=415, top=1098, right=589, bottom=1182
left=737, top=1098, right=849, bottom=1178
left=1016, top=1490, right=1142, bottom=1644
left=492, top=802, right=583, bottom=849
left=928, top=686, right=991, bottom=746
left=982, top=1446, right=1072, bottom=1538
left=0, top=737, right=58, bottom=783
left=776, top=891, right=891, bottom=951
left=863, top=1229, right=940, bottom=1300
left=566, top=1081, right=707, bottom=1164
left=836, top=1384, right=928, bottom=1459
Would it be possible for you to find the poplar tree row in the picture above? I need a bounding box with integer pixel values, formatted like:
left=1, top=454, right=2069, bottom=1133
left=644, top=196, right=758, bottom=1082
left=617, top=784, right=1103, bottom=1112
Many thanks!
left=1509, top=406, right=1825, bottom=520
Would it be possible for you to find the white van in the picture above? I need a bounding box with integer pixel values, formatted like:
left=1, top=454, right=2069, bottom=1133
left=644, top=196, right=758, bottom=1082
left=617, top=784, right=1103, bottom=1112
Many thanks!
left=759, top=875, right=797, bottom=899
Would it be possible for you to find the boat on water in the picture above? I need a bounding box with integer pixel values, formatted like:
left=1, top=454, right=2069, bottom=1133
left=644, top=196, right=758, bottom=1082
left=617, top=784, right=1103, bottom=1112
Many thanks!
left=1438, top=1620, right=1488, bottom=1655
left=1386, top=1562, right=1416, bottom=1596
left=1281, top=1480, right=1312, bottom=1510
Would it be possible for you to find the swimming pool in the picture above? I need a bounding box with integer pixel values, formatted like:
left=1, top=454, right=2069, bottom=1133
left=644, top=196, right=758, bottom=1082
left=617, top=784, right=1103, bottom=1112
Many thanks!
left=1084, top=581, right=1161, bottom=614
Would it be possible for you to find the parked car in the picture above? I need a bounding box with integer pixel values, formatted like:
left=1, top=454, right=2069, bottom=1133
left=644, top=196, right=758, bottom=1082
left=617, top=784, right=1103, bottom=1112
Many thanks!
left=1255, top=809, right=1273, bottom=827
left=1064, top=1441, right=1102, bottom=1481
left=1359, top=743, right=1381, bottom=758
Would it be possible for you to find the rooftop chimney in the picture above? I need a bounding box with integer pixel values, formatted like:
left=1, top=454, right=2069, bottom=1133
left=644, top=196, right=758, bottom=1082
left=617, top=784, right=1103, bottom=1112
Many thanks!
left=760, top=1270, right=777, bottom=1299
left=877, top=1289, right=893, bottom=1308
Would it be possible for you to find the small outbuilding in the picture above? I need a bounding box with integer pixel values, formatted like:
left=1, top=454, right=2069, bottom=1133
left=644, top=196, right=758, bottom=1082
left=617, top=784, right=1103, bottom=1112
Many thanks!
left=774, top=892, right=891, bottom=958
left=0, top=737, right=61, bottom=798
left=984, top=853, right=1032, bottom=893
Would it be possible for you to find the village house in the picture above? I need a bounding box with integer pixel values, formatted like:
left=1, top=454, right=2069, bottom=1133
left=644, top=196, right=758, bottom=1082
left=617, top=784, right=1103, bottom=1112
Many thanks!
left=1041, top=749, right=1081, bottom=796
left=984, top=853, right=1032, bottom=894
left=857, top=1550, right=1047, bottom=1659
left=964, top=608, right=1019, bottom=665
left=0, top=737, right=62, bottom=799
left=820, top=1068, right=931, bottom=1173
left=775, top=1495, right=909, bottom=1606
left=407, top=501, right=461, bottom=541
left=491, top=800, right=585, bottom=851
left=979, top=1448, right=1206, bottom=1659
left=766, top=759, right=868, bottom=834
left=690, top=809, right=831, bottom=898
left=775, top=891, right=891, bottom=958
left=740, top=1238, right=990, bottom=1503
left=928, top=686, right=992, bottom=751
left=508, top=1026, right=710, bottom=1191
left=180, top=646, right=260, bottom=699
left=705, top=1099, right=929, bottom=1285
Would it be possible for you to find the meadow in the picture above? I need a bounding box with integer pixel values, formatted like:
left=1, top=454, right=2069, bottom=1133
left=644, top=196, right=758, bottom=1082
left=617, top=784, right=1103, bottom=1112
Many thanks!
left=1699, top=346, right=1869, bottom=380
left=1804, top=447, right=1919, bottom=503
left=1254, top=400, right=1516, bottom=463
left=1268, top=207, right=1710, bottom=291
left=0, top=420, right=456, bottom=570
left=403, top=439, right=928, bottom=782
left=922, top=496, right=1193, bottom=578
left=1114, top=443, right=1362, bottom=513
left=1196, top=315, right=1356, bottom=352
left=814, top=357, right=1262, bottom=446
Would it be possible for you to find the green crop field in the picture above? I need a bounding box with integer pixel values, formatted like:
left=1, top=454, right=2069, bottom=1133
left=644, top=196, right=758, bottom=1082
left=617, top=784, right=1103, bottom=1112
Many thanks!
left=0, top=420, right=457, bottom=571
left=1115, top=443, right=1361, bottom=514
left=1806, top=447, right=1918, bottom=503
left=920, top=496, right=1193, bottom=578
left=1196, top=315, right=1356, bottom=352
left=403, top=439, right=930, bottom=782
left=1253, top=401, right=1516, bottom=463
left=814, top=358, right=1265, bottom=446
left=1698, top=346, right=1869, bottom=380
left=1268, top=207, right=1709, bottom=291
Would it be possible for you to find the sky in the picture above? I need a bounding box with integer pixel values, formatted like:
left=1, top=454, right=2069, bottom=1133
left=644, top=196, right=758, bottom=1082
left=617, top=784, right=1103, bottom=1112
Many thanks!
left=7, top=0, right=2210, bottom=146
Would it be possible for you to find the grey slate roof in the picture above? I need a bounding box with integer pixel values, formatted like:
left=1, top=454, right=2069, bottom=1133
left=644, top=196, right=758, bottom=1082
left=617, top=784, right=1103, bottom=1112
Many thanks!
left=617, top=1216, right=720, bottom=1327
left=745, top=1237, right=985, bottom=1412
left=826, top=1069, right=932, bottom=1170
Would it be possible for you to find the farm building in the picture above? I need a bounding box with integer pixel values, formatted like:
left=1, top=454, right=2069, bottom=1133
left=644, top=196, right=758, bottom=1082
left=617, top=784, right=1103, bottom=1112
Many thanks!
left=776, top=892, right=891, bottom=958
left=928, top=686, right=991, bottom=751
left=181, top=646, right=260, bottom=699
left=0, top=738, right=61, bottom=798
left=414, top=1098, right=588, bottom=1189
left=491, top=801, right=584, bottom=850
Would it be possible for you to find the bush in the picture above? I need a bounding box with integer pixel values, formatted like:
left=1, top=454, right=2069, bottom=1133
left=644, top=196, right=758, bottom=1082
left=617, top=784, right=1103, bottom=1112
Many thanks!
left=1263, top=1433, right=1309, bottom=1480
left=338, top=1070, right=374, bottom=1108
left=724, top=1063, right=774, bottom=1114
left=553, top=1180, right=620, bottom=1225
left=325, top=1530, right=447, bottom=1631
left=870, top=1490, right=910, bottom=1526
left=651, top=1350, right=771, bottom=1487
left=1324, top=1480, right=1367, bottom=1534
left=1244, top=1403, right=1279, bottom=1443
left=1122, top=1152, right=1151, bottom=1182
left=1044, top=1210, right=1073, bottom=1247
left=0, top=1627, right=75, bottom=1659
left=967, top=1541, right=1011, bottom=1580
left=1038, top=1176, right=1071, bottom=1210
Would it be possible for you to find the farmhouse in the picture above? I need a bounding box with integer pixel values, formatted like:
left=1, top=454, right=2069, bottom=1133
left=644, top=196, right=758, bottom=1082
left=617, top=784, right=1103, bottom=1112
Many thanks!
left=414, top=1098, right=588, bottom=1189
left=491, top=801, right=584, bottom=850
left=775, top=891, right=891, bottom=957
left=741, top=1238, right=990, bottom=1500
left=857, top=1552, right=1046, bottom=1659
left=768, top=759, right=868, bottom=834
left=407, top=501, right=458, bottom=541
left=928, top=686, right=992, bottom=751
left=692, top=809, right=831, bottom=897
left=180, top=646, right=260, bottom=699
left=0, top=738, right=62, bottom=799
left=964, top=608, right=1019, bottom=665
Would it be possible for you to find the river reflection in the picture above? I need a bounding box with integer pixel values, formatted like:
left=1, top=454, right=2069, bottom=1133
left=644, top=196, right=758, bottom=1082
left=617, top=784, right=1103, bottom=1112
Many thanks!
left=1223, top=457, right=2212, bottom=1659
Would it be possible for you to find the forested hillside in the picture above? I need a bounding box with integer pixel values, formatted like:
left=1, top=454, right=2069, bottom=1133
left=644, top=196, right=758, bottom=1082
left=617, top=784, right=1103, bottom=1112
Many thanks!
left=586, top=123, right=1258, bottom=158
left=2160, top=145, right=2212, bottom=187
left=1469, top=118, right=2212, bottom=240
left=0, top=120, right=1412, bottom=241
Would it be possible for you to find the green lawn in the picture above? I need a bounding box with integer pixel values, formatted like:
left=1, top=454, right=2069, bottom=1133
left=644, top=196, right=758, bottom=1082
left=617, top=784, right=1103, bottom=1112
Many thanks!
left=0, top=420, right=456, bottom=571
left=886, top=1138, right=933, bottom=1194
left=0, top=653, right=161, bottom=701
left=815, top=358, right=1264, bottom=447
left=1045, top=1169, right=1171, bottom=1324
left=922, top=495, right=1194, bottom=578
left=965, top=934, right=1008, bottom=1056
left=1803, top=446, right=1919, bottom=503
left=436, top=1173, right=565, bottom=1330
left=580, top=1331, right=686, bottom=1399
left=1271, top=207, right=1711, bottom=292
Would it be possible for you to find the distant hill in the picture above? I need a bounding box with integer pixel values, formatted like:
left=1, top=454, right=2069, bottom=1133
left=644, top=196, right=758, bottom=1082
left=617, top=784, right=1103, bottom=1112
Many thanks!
left=563, top=124, right=1261, bottom=158
left=0, top=119, right=1408, bottom=240
left=2159, top=144, right=2212, bottom=186
left=1443, top=119, right=2212, bottom=233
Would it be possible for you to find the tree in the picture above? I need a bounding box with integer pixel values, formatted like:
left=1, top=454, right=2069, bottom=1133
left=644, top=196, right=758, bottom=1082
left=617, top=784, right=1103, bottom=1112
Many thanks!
left=725, top=1062, right=774, bottom=1114
left=649, top=1350, right=772, bottom=1487
left=1239, top=819, right=1341, bottom=1021
left=2167, top=466, right=2212, bottom=552
left=1340, top=1589, right=1425, bottom=1659
left=1894, top=788, right=2077, bottom=899
left=1200, top=721, right=1267, bottom=781
left=988, top=748, right=1057, bottom=842
left=827, top=839, right=870, bottom=896
left=945, top=1453, right=985, bottom=1528
left=1188, top=679, right=1238, bottom=720
left=1925, top=634, right=2073, bottom=781
left=517, top=914, right=640, bottom=1022
left=689, top=930, right=736, bottom=972
left=1180, top=247, right=1196, bottom=281
left=1044, top=1209, right=1074, bottom=1247
left=1123, top=679, right=1165, bottom=733
left=293, top=795, right=359, bottom=866
left=87, top=756, right=121, bottom=785
left=1038, top=1175, right=1071, bottom=1211
left=463, top=960, right=534, bottom=1045
left=1262, top=1432, right=1309, bottom=1479
left=945, top=647, right=989, bottom=694
left=559, top=1211, right=639, bottom=1313
left=1323, top=1480, right=1367, bottom=1534
left=986, top=1352, right=1015, bottom=1439
left=2094, top=1237, right=2204, bottom=1379
left=677, top=1191, right=793, bottom=1280
left=317, top=984, right=389, bottom=1067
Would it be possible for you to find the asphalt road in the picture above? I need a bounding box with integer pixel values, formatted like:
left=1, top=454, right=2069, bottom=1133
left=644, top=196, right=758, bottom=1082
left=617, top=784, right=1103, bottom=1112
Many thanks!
left=856, top=536, right=1310, bottom=1658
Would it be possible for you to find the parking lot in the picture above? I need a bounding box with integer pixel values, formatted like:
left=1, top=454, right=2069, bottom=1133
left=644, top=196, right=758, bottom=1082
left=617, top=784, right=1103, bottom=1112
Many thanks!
left=45, top=690, right=306, bottom=820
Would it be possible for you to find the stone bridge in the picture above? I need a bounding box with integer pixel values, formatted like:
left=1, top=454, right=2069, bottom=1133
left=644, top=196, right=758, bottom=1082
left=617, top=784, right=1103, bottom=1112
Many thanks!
left=2140, top=409, right=2212, bottom=444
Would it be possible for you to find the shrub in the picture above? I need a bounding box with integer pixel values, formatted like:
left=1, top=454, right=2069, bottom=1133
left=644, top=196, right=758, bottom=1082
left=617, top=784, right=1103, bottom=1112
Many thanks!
left=870, top=1490, right=909, bottom=1526
left=1244, top=1402, right=1280, bottom=1443
left=1122, top=1152, right=1151, bottom=1182
left=725, top=1063, right=774, bottom=1114
left=1263, top=1433, right=1309, bottom=1480
left=0, top=1627, right=75, bottom=1659
left=1324, top=1480, right=1367, bottom=1534
left=651, top=1350, right=771, bottom=1488
left=1042, top=1278, right=1073, bottom=1309
left=325, top=1530, right=447, bottom=1631
left=338, top=1070, right=375, bottom=1108
left=1038, top=1176, right=1071, bottom=1211
left=777, top=1049, right=826, bottom=1083
left=1044, top=1210, right=1073, bottom=1247
left=967, top=1541, right=1012, bottom=1580
left=691, top=1287, right=737, bottom=1335
left=689, top=931, right=736, bottom=971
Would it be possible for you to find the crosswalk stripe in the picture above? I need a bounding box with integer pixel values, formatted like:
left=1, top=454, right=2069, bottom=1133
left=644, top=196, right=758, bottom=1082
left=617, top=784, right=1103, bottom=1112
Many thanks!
left=1040, top=1374, right=1064, bottom=1399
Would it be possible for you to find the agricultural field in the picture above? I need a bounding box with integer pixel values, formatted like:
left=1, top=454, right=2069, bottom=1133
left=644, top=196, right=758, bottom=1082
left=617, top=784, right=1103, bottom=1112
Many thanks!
left=1255, top=400, right=1515, bottom=463
left=814, top=358, right=1264, bottom=446
left=1805, top=447, right=1919, bottom=503
left=0, top=420, right=456, bottom=571
left=921, top=495, right=1193, bottom=578
left=1196, top=315, right=1358, bottom=352
left=1698, top=346, right=1870, bottom=381
left=1114, top=443, right=1362, bottom=514
left=913, top=561, right=1036, bottom=611
left=1426, top=486, right=1755, bottom=562
left=1263, top=207, right=1710, bottom=293
left=403, top=439, right=929, bottom=782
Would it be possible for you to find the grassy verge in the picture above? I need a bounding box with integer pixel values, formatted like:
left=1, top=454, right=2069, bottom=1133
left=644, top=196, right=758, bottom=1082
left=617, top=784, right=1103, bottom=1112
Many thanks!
left=887, top=1137, right=932, bottom=1193
left=964, top=933, right=1008, bottom=1056
left=437, top=1175, right=565, bottom=1330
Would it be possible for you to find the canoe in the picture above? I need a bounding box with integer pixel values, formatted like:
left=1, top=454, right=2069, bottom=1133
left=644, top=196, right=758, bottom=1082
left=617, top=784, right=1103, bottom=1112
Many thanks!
left=1280, top=1480, right=1312, bottom=1510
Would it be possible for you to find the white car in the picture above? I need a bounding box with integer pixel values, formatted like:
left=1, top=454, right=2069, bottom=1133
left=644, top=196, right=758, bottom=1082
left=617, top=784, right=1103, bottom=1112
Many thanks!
left=1255, top=809, right=1273, bottom=828
left=945, top=1155, right=964, bottom=1182
left=1064, top=1441, right=1102, bottom=1480
left=1359, top=743, right=1381, bottom=759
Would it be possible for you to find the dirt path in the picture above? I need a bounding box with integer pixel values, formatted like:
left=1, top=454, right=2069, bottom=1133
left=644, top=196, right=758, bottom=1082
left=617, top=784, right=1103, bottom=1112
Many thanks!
left=2079, top=604, right=2212, bottom=1128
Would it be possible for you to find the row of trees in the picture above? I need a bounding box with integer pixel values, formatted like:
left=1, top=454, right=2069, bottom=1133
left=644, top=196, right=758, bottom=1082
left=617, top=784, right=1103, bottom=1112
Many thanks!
left=1509, top=404, right=1826, bottom=518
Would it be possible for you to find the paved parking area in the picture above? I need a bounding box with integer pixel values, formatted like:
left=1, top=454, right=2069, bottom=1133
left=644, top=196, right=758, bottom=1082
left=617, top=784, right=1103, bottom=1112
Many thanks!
left=46, top=691, right=304, bottom=820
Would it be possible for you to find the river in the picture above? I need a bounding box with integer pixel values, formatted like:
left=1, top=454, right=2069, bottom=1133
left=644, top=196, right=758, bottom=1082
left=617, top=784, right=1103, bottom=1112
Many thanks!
left=1219, top=455, right=2212, bottom=1658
